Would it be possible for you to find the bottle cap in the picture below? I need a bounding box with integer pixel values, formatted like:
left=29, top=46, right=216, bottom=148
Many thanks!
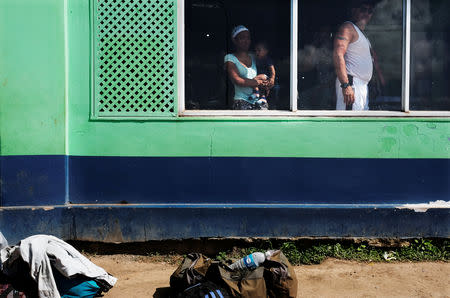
left=264, top=250, right=275, bottom=259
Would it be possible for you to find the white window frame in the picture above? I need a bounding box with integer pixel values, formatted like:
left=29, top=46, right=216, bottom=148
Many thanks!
left=177, top=0, right=450, bottom=117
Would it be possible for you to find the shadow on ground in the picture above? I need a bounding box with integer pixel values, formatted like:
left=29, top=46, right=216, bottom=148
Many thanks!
left=153, top=287, right=171, bottom=298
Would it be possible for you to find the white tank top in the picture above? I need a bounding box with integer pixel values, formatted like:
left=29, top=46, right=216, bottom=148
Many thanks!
left=344, top=22, right=373, bottom=83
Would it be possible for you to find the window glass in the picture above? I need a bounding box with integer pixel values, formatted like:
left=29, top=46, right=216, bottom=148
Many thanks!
left=410, top=0, right=450, bottom=110
left=298, top=0, right=402, bottom=111
left=185, top=0, right=291, bottom=110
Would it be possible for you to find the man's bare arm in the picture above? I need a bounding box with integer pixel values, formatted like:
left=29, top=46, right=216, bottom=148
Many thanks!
left=333, top=24, right=356, bottom=105
left=333, top=23, right=355, bottom=85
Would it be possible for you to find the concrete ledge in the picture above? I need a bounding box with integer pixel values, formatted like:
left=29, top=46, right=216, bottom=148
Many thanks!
left=1, top=205, right=448, bottom=244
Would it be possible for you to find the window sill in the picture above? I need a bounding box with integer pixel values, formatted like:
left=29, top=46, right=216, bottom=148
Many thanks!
left=181, top=110, right=450, bottom=118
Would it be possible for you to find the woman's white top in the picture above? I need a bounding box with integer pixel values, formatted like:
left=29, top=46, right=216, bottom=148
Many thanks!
left=344, top=22, right=373, bottom=83
left=224, top=53, right=257, bottom=102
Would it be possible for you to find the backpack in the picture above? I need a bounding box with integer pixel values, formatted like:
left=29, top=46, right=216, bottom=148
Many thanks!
left=170, top=251, right=298, bottom=298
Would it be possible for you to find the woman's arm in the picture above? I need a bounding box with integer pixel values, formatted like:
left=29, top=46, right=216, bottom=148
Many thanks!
left=225, top=62, right=263, bottom=88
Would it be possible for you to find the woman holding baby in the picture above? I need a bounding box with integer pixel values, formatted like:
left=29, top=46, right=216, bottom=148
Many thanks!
left=224, top=25, right=275, bottom=110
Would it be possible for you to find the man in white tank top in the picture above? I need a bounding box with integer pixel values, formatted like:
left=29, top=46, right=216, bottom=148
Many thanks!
left=333, top=0, right=384, bottom=110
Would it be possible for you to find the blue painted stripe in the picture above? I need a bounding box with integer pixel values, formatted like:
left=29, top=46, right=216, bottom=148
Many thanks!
left=1, top=156, right=448, bottom=206
left=68, top=156, right=449, bottom=205
left=0, top=155, right=66, bottom=206
left=65, top=155, right=70, bottom=204
left=0, top=203, right=414, bottom=209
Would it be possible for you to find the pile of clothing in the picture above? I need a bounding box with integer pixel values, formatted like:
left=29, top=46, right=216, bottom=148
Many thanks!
left=0, top=232, right=116, bottom=298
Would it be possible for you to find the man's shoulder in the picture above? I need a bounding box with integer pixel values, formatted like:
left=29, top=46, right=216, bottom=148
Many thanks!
left=337, top=22, right=358, bottom=40
left=339, top=21, right=356, bottom=31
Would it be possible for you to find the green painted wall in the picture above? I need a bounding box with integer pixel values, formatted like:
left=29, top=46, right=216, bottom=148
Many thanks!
left=67, top=0, right=449, bottom=159
left=67, top=117, right=450, bottom=158
left=0, top=0, right=66, bottom=156
left=1, top=1, right=448, bottom=158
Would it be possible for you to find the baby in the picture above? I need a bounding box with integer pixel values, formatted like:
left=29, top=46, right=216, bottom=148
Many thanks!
left=248, top=42, right=276, bottom=106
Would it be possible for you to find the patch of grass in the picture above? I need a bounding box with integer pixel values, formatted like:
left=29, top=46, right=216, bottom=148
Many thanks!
left=395, top=239, right=449, bottom=261
left=216, top=251, right=228, bottom=263
left=76, top=238, right=449, bottom=266
left=212, top=239, right=449, bottom=265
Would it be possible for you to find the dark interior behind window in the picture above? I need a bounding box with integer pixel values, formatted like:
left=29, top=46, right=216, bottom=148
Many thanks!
left=298, top=0, right=402, bottom=111
left=185, top=0, right=291, bottom=110
left=411, top=0, right=450, bottom=111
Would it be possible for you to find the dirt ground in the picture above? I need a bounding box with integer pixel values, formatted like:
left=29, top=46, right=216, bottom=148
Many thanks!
left=90, top=254, right=450, bottom=298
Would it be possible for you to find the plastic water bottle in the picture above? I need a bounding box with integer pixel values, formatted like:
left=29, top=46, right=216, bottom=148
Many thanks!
left=229, top=251, right=273, bottom=271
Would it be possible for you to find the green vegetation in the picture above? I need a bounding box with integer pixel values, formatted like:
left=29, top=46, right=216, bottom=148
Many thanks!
left=214, top=239, right=450, bottom=265
left=73, top=238, right=449, bottom=266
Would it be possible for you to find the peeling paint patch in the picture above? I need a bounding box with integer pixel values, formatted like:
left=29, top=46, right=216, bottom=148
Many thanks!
left=380, top=137, right=397, bottom=152
left=104, top=219, right=124, bottom=242
left=403, top=124, right=419, bottom=136
left=397, top=200, right=450, bottom=212
left=383, top=126, right=397, bottom=134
